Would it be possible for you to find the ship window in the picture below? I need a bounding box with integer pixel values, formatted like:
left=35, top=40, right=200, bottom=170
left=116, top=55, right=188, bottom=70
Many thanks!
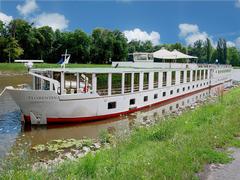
left=170, top=90, right=173, bottom=95
left=134, top=73, right=140, bottom=92
left=192, top=70, right=196, bottom=81
left=124, top=73, right=132, bottom=93
left=162, top=109, right=165, bottom=114
left=162, top=72, right=167, bottom=87
left=197, top=70, right=200, bottom=80
left=97, top=74, right=108, bottom=96
left=108, top=102, right=116, bottom=109
left=188, top=86, right=190, bottom=90
left=171, top=71, right=176, bottom=85
left=64, top=73, right=77, bottom=94
left=183, top=87, right=185, bottom=91
left=177, top=89, right=180, bottom=93
left=144, top=96, right=148, bottom=102
left=163, top=92, right=166, bottom=97
left=201, top=70, right=204, bottom=80
left=180, top=71, right=184, bottom=83
left=154, top=94, right=158, bottom=99
left=205, top=70, right=208, bottom=79
left=154, top=72, right=158, bottom=88
left=187, top=70, right=191, bottom=82
left=143, top=73, right=149, bottom=90
left=112, top=73, right=122, bottom=95
left=130, top=99, right=135, bottom=105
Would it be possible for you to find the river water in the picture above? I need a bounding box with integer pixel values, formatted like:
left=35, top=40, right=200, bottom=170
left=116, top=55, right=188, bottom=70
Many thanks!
left=0, top=71, right=239, bottom=162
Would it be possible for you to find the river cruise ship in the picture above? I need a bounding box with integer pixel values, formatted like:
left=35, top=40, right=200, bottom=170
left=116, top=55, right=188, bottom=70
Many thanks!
left=3, top=53, right=232, bottom=124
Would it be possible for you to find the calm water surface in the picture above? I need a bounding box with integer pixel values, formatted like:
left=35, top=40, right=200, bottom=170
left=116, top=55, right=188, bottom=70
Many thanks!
left=0, top=73, right=235, bottom=161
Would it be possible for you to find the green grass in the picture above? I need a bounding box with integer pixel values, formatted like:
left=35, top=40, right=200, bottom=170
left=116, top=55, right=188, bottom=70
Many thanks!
left=0, top=63, right=110, bottom=73
left=2, top=88, right=240, bottom=179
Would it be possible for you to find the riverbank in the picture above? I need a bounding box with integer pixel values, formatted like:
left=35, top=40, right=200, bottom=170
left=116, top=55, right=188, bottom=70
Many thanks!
left=1, top=86, right=240, bottom=179
left=0, top=63, right=110, bottom=75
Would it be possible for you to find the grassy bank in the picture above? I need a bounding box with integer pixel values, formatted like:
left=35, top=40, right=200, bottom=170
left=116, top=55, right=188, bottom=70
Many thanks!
left=2, top=88, right=240, bottom=179
left=0, top=63, right=110, bottom=74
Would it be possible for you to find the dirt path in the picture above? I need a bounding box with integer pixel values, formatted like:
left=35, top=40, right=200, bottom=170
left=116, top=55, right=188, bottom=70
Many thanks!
left=206, top=147, right=240, bottom=180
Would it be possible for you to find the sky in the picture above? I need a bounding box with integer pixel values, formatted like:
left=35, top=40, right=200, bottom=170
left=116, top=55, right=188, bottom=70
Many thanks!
left=0, top=0, right=240, bottom=48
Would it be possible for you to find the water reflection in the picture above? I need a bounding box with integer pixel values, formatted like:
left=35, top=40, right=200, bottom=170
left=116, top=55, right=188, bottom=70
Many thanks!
left=0, top=74, right=223, bottom=159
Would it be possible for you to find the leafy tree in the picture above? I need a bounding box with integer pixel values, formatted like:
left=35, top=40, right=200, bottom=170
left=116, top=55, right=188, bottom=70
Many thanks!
left=4, top=37, right=23, bottom=62
left=216, top=38, right=227, bottom=64
left=188, top=40, right=205, bottom=63
left=7, top=19, right=32, bottom=59
left=112, top=30, right=128, bottom=61
left=227, top=47, right=240, bottom=66
left=68, top=29, right=91, bottom=63
left=205, top=38, right=212, bottom=63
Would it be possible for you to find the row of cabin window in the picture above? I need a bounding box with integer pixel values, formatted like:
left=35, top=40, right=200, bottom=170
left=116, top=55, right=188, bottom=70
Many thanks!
left=157, top=69, right=208, bottom=88
left=108, top=81, right=209, bottom=109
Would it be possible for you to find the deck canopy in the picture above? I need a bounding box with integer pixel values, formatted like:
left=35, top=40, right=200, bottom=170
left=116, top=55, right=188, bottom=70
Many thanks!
left=170, top=49, right=197, bottom=59
left=153, top=48, right=173, bottom=59
left=153, top=48, right=198, bottom=59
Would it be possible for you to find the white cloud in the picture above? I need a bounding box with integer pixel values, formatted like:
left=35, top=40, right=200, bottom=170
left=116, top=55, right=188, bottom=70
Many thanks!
left=34, top=13, right=69, bottom=31
left=0, top=12, right=13, bottom=24
left=123, top=28, right=160, bottom=45
left=236, top=0, right=240, bottom=8
left=227, top=41, right=236, bottom=48
left=185, top=32, right=209, bottom=46
left=178, top=23, right=215, bottom=46
left=17, top=0, right=38, bottom=17
left=236, top=37, right=240, bottom=48
left=179, top=23, right=199, bottom=37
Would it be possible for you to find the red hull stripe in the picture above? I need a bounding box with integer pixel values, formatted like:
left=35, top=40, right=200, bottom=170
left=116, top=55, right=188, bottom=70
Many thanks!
left=23, top=82, right=228, bottom=124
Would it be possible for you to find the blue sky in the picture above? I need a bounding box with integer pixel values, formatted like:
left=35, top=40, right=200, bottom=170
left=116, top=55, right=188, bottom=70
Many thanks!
left=0, top=0, right=240, bottom=47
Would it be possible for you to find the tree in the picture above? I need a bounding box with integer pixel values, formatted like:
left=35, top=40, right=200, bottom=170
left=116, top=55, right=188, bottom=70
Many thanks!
left=3, top=37, right=23, bottom=62
left=216, top=38, right=227, bottom=64
left=188, top=40, right=205, bottom=63
left=205, top=38, right=212, bottom=63
left=227, top=47, right=240, bottom=66
left=112, top=30, right=128, bottom=61
left=7, top=19, right=32, bottom=59
left=68, top=29, right=91, bottom=63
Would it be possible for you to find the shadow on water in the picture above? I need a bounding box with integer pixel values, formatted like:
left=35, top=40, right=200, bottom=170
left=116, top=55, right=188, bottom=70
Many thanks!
left=0, top=74, right=225, bottom=162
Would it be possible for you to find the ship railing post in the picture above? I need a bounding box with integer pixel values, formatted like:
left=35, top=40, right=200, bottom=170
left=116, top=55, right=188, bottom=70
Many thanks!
left=190, top=70, right=193, bottom=82
left=108, top=73, right=112, bottom=96
left=61, top=71, right=65, bottom=94
left=139, top=72, right=143, bottom=91
left=158, top=71, right=162, bottom=88
left=149, top=72, right=154, bottom=90
left=195, top=69, right=198, bottom=82
left=167, top=71, right=171, bottom=87
left=92, top=73, right=97, bottom=93
left=131, top=72, right=134, bottom=93
left=76, top=73, right=80, bottom=93
left=176, top=71, right=180, bottom=85
left=121, top=73, right=125, bottom=94
left=183, top=70, right=187, bottom=84
left=32, top=76, right=35, bottom=90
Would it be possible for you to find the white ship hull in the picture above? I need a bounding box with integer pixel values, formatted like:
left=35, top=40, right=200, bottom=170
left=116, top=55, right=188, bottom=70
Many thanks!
left=6, top=78, right=232, bottom=125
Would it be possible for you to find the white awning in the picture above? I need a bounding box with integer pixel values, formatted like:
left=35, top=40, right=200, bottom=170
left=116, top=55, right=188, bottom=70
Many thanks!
left=153, top=48, right=174, bottom=59
left=170, top=49, right=198, bottom=59
left=153, top=48, right=198, bottom=59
